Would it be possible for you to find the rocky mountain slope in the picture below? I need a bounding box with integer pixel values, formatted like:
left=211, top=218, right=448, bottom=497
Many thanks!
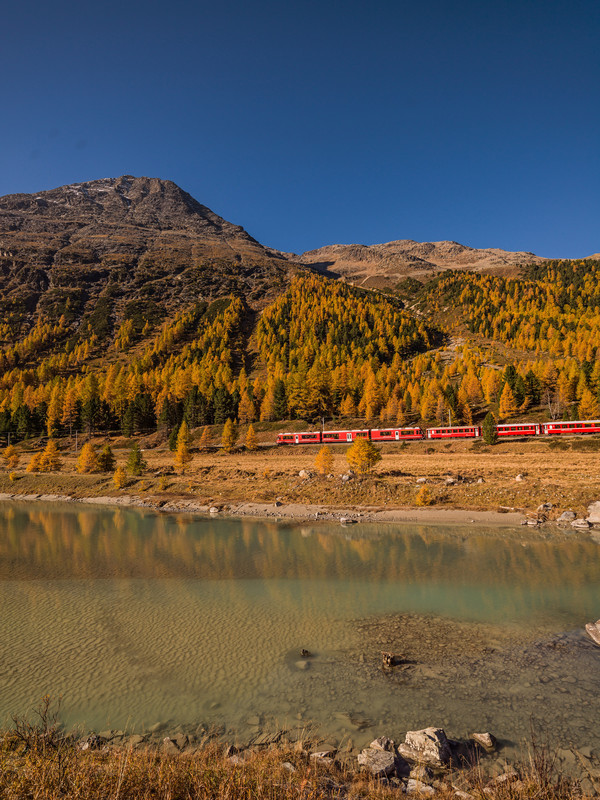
left=0, top=176, right=295, bottom=329
left=299, top=239, right=550, bottom=287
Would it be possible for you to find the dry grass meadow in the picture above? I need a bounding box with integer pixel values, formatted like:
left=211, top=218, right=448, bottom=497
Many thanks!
left=2, top=424, right=600, bottom=518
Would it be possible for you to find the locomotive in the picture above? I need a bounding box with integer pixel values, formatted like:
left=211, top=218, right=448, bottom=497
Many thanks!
left=276, top=419, right=600, bottom=445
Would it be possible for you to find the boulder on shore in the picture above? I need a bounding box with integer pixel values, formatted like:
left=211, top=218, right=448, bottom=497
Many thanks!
left=357, top=746, right=397, bottom=778
left=397, top=727, right=451, bottom=767
left=571, top=518, right=591, bottom=529
left=557, top=510, right=577, bottom=522
left=586, top=501, right=600, bottom=523
left=585, top=619, right=600, bottom=647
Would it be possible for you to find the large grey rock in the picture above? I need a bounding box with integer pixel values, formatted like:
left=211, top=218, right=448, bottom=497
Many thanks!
left=572, top=518, right=591, bottom=529
left=357, top=746, right=398, bottom=778
left=585, top=619, right=600, bottom=647
left=406, top=778, right=435, bottom=795
left=371, top=736, right=395, bottom=752
left=398, top=727, right=451, bottom=766
left=557, top=510, right=577, bottom=522
left=162, top=737, right=180, bottom=755
left=586, top=501, right=600, bottom=523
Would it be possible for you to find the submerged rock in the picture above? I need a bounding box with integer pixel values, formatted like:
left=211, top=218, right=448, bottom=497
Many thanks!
left=471, top=732, right=496, bottom=752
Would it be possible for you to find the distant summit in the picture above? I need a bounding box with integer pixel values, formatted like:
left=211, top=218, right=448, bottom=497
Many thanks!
left=0, top=175, right=272, bottom=256
left=298, top=239, right=550, bottom=287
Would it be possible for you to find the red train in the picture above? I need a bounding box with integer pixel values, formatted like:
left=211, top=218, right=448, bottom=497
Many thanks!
left=276, top=419, right=600, bottom=445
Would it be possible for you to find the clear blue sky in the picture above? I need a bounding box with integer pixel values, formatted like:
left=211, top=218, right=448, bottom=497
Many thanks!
left=1, top=0, right=598, bottom=257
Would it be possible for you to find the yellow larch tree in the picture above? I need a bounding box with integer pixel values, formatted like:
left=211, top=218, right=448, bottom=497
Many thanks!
left=221, top=418, right=238, bottom=453
left=77, top=441, right=98, bottom=474
left=245, top=424, right=258, bottom=451
left=40, top=439, right=62, bottom=472
left=3, top=445, right=19, bottom=470
left=174, top=419, right=193, bottom=474
left=314, top=445, right=333, bottom=476
left=498, top=382, right=518, bottom=420
left=346, top=437, right=381, bottom=475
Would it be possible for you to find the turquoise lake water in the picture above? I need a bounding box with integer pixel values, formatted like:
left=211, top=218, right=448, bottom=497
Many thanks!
left=0, top=501, right=598, bottom=752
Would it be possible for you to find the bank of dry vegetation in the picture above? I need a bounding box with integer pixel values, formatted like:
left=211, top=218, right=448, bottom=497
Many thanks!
left=0, top=700, right=595, bottom=800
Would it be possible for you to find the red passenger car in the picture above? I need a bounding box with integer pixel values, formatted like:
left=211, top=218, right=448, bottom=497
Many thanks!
left=276, top=431, right=322, bottom=445
left=320, top=429, right=370, bottom=443
left=542, top=420, right=600, bottom=435
left=496, top=423, right=541, bottom=437
left=276, top=433, right=296, bottom=445
left=370, top=427, right=424, bottom=441
left=426, top=425, right=481, bottom=439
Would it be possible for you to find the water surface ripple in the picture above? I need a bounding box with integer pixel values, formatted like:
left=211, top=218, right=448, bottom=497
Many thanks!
left=0, top=502, right=598, bottom=751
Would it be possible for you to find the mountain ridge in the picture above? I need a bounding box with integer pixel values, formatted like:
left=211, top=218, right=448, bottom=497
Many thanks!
left=297, top=239, right=552, bottom=287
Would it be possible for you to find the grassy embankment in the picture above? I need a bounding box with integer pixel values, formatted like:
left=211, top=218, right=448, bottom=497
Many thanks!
left=0, top=699, right=594, bottom=800
left=2, top=423, right=600, bottom=517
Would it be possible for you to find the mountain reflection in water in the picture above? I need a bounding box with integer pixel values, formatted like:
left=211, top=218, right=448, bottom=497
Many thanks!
left=0, top=501, right=599, bottom=745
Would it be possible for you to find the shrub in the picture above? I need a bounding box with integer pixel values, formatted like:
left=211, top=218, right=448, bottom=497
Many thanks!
left=3, top=444, right=19, bottom=470
left=415, top=485, right=433, bottom=506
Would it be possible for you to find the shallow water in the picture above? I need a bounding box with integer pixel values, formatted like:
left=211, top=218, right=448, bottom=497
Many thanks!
left=0, top=502, right=599, bottom=753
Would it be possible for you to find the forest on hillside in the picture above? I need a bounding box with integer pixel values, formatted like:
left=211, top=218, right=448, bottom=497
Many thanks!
left=1, top=261, right=600, bottom=442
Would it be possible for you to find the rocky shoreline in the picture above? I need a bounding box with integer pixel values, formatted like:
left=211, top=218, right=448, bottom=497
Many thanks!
left=71, top=721, right=599, bottom=797
left=0, top=489, right=586, bottom=530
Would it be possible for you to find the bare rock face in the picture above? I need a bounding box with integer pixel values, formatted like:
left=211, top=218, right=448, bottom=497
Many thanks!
left=0, top=176, right=296, bottom=331
left=398, top=727, right=452, bottom=767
